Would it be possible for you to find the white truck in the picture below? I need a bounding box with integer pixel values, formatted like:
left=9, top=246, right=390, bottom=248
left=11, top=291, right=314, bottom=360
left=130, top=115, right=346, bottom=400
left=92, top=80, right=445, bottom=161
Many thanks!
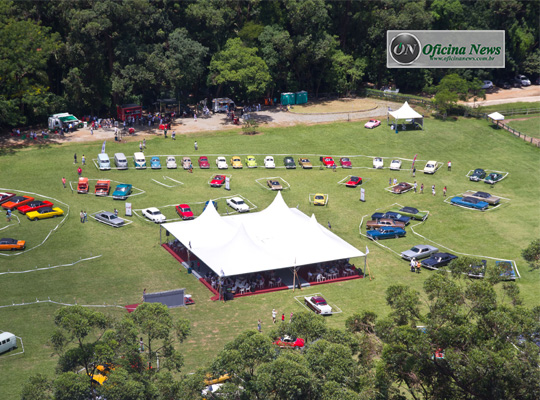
left=48, top=113, right=82, bottom=132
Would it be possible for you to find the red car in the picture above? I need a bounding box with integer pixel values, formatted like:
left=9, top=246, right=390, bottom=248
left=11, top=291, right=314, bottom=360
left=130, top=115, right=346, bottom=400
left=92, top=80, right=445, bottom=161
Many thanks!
left=210, top=175, right=226, bottom=187
left=17, top=200, right=54, bottom=214
left=0, top=192, right=16, bottom=205
left=321, top=156, right=336, bottom=168
left=346, top=176, right=362, bottom=187
left=198, top=156, right=210, bottom=169
left=339, top=157, right=352, bottom=168
left=392, top=182, right=412, bottom=194
left=176, top=204, right=194, bottom=220
left=273, top=335, right=305, bottom=349
left=2, top=195, right=34, bottom=210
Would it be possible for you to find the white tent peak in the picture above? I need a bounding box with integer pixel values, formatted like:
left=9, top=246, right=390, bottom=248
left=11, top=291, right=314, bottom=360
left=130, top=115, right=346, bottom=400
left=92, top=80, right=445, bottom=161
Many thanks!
left=389, top=101, right=423, bottom=119
left=488, top=111, right=504, bottom=121
left=197, top=199, right=220, bottom=221
left=261, top=191, right=293, bottom=216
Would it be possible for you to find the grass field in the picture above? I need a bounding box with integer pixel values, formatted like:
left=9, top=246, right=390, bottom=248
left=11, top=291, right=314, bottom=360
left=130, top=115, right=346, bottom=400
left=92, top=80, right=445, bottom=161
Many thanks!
left=506, top=116, right=540, bottom=138
left=1, top=116, right=539, bottom=398
left=478, top=101, right=540, bottom=113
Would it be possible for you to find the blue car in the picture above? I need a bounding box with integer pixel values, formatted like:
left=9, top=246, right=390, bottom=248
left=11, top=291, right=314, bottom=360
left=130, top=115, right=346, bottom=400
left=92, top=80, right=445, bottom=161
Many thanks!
left=112, top=184, right=132, bottom=200
left=371, top=212, right=411, bottom=225
left=151, top=156, right=161, bottom=169
left=203, top=200, right=218, bottom=211
left=366, top=226, right=406, bottom=240
left=450, top=196, right=489, bottom=210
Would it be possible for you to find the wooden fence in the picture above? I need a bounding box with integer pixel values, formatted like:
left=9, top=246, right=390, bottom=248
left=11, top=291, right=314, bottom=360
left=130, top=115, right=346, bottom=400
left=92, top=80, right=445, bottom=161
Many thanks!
left=365, top=89, right=433, bottom=108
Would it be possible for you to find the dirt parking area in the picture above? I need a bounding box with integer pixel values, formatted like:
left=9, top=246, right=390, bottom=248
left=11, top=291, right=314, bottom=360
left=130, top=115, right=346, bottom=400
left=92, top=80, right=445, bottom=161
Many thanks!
left=463, top=85, right=540, bottom=106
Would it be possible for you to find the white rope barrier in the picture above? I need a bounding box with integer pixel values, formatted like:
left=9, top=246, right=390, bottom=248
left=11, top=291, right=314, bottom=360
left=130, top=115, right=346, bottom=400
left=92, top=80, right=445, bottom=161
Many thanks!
left=0, top=297, right=125, bottom=310
left=0, top=255, right=102, bottom=276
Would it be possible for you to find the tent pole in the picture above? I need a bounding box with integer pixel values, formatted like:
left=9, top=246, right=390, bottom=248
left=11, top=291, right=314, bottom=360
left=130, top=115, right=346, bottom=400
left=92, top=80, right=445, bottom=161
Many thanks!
left=366, top=256, right=373, bottom=281
left=159, top=225, right=162, bottom=244
left=292, top=266, right=296, bottom=292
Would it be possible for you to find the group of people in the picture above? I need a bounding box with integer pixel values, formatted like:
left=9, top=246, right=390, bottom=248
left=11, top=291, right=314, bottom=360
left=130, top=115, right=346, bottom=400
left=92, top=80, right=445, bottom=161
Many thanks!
left=410, top=258, right=421, bottom=273
left=271, top=309, right=293, bottom=325
left=79, top=210, right=88, bottom=223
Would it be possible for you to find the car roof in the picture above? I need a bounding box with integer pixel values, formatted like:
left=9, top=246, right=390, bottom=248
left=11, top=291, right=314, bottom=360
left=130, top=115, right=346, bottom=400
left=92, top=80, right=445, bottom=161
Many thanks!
left=146, top=207, right=160, bottom=212
left=230, top=197, right=243, bottom=201
left=401, top=207, right=418, bottom=213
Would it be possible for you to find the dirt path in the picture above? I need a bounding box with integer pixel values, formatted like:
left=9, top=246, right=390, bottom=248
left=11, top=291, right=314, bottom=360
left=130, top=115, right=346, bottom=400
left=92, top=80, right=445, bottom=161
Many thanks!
left=463, top=85, right=540, bottom=106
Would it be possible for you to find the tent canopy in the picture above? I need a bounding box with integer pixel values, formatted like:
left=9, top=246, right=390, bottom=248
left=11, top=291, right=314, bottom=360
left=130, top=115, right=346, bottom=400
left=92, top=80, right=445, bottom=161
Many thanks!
left=487, top=112, right=504, bottom=121
left=387, top=101, right=424, bottom=130
left=161, top=192, right=364, bottom=277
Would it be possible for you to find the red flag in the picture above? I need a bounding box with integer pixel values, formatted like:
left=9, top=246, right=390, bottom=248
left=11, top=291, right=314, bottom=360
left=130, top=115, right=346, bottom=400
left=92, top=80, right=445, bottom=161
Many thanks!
left=412, top=154, right=418, bottom=168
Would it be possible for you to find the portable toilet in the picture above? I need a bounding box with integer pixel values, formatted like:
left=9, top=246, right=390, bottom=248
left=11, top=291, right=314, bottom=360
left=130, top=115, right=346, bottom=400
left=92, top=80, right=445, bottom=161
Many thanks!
left=280, top=92, right=295, bottom=106
left=295, top=91, right=308, bottom=105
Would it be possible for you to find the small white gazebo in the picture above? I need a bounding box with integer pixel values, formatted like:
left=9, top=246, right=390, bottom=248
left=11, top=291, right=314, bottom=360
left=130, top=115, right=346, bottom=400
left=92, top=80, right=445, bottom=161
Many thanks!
left=387, top=101, right=424, bottom=131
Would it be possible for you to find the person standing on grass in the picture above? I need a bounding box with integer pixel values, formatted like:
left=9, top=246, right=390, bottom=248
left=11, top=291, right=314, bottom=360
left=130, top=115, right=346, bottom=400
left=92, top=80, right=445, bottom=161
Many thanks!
left=62, top=177, right=66, bottom=188
left=74, top=153, right=77, bottom=164
left=281, top=313, right=285, bottom=323
left=77, top=167, right=82, bottom=176
left=432, top=186, right=436, bottom=196
left=84, top=211, right=87, bottom=223
left=139, top=142, right=143, bottom=152
left=82, top=155, right=86, bottom=165
left=257, top=319, right=262, bottom=332
left=448, top=160, right=452, bottom=171
left=443, top=186, right=447, bottom=197
left=6, top=209, right=12, bottom=222
left=143, top=138, right=146, bottom=149
left=389, top=177, right=392, bottom=186
left=194, top=141, right=198, bottom=151
left=412, top=166, right=416, bottom=177
left=413, top=181, right=417, bottom=193
left=80, top=210, right=84, bottom=223
left=420, top=183, right=424, bottom=194
left=272, top=308, right=277, bottom=324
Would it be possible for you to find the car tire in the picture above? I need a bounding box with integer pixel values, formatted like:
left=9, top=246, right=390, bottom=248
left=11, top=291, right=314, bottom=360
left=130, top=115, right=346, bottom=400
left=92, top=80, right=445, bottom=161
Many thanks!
left=33, top=217, right=38, bottom=221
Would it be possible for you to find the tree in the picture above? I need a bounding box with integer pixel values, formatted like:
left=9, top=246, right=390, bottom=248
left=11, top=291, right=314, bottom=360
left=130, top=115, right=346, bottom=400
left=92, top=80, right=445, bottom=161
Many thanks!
left=208, top=37, right=271, bottom=101
left=21, top=374, right=53, bottom=400
left=522, top=239, right=540, bottom=270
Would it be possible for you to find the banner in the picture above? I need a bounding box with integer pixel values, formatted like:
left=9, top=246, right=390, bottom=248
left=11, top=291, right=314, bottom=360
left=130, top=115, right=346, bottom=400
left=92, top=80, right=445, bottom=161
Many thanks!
left=411, top=154, right=418, bottom=168
left=125, top=203, right=132, bottom=216
left=101, top=141, right=106, bottom=154
left=225, top=177, right=230, bottom=191
left=360, top=188, right=365, bottom=202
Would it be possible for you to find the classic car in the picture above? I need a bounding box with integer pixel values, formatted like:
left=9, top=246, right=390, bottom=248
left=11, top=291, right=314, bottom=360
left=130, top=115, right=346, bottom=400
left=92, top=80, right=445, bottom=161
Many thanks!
left=150, top=156, right=161, bottom=169
left=267, top=180, right=283, bottom=190
left=390, top=159, right=402, bottom=170
left=304, top=296, right=332, bottom=315
left=346, top=176, right=362, bottom=187
left=264, top=156, right=275, bottom=168
left=112, top=184, right=132, bottom=200
left=203, top=200, right=218, bottom=211
left=366, top=226, right=406, bottom=240
left=468, top=260, right=487, bottom=278
left=182, top=157, right=192, bottom=169
left=339, top=157, right=352, bottom=168
left=469, top=168, right=486, bottom=181
left=450, top=196, right=489, bottom=210
left=27, top=207, right=64, bottom=220
left=484, top=172, right=504, bottom=184
left=226, top=197, right=249, bottom=212
left=230, top=156, right=243, bottom=169
left=497, top=260, right=517, bottom=280
left=313, top=193, right=327, bottom=206
left=0, top=238, right=26, bottom=251
left=462, top=191, right=500, bottom=205
left=321, top=156, right=336, bottom=168
left=17, top=200, right=54, bottom=214
left=77, top=177, right=89, bottom=194
left=364, top=119, right=381, bottom=129
left=389, top=206, right=428, bottom=221
left=373, top=157, right=384, bottom=169
left=94, top=211, right=125, bottom=227
left=245, top=155, right=257, bottom=168
left=0, top=192, right=16, bottom=205
left=400, top=244, right=439, bottom=260
left=210, top=175, right=226, bottom=187
left=142, top=207, right=166, bottom=223
left=298, top=158, right=313, bottom=169
left=420, top=252, right=458, bottom=270
left=216, top=156, right=228, bottom=169
left=392, top=182, right=412, bottom=194
left=2, top=195, right=34, bottom=210
left=197, top=156, right=209, bottom=169
left=176, top=204, right=194, bottom=220
left=365, top=218, right=405, bottom=229
left=424, top=160, right=437, bottom=174
left=371, top=211, right=411, bottom=225
left=94, top=180, right=111, bottom=196
left=273, top=335, right=305, bottom=348
left=283, top=156, right=296, bottom=169
left=166, top=156, right=177, bottom=169
left=514, top=74, right=531, bottom=86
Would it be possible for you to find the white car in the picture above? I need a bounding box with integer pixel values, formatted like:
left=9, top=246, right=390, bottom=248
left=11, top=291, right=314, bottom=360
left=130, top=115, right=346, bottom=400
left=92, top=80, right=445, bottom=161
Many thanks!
left=424, top=160, right=437, bottom=174
left=304, top=296, right=332, bottom=315
left=390, top=159, right=402, bottom=170
left=216, top=156, right=228, bottom=169
left=481, top=80, right=493, bottom=90
left=373, top=157, right=384, bottom=169
left=141, top=207, right=166, bottom=223
left=264, top=156, right=275, bottom=168
left=226, top=197, right=249, bottom=213
left=166, top=156, right=177, bottom=169
left=514, top=74, right=531, bottom=86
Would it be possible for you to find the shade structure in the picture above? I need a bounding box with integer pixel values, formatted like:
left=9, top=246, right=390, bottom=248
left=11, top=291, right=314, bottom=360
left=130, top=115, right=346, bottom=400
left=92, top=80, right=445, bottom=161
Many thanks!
left=387, top=101, right=424, bottom=130
left=487, top=112, right=504, bottom=121
left=161, top=192, right=364, bottom=277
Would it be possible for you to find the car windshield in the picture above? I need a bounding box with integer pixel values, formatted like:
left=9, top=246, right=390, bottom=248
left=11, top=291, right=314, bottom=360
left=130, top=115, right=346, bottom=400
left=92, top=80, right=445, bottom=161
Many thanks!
left=118, top=187, right=126, bottom=192
left=351, top=177, right=359, bottom=181
left=341, top=158, right=349, bottom=162
left=315, top=196, right=323, bottom=199
left=427, top=163, right=434, bottom=168
left=410, top=247, right=420, bottom=252
left=236, top=200, right=245, bottom=205
left=375, top=158, right=381, bottom=162
left=182, top=208, right=190, bottom=212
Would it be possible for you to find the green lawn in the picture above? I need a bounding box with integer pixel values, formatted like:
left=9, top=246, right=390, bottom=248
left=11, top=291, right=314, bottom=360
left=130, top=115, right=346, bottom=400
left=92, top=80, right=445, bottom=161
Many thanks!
left=1, top=117, right=539, bottom=398
left=506, top=116, right=540, bottom=139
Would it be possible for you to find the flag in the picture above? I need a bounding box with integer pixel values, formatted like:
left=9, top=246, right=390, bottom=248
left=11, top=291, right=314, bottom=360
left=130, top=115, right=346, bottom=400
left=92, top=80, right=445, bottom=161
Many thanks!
left=189, top=241, right=192, bottom=249
left=365, top=246, right=370, bottom=255
left=411, top=154, right=418, bottom=168
left=101, top=141, right=106, bottom=154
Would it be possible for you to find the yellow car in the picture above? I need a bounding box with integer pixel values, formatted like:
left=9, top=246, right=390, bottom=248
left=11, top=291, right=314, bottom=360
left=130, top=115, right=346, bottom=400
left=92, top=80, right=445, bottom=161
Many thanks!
left=27, top=207, right=64, bottom=221
left=231, top=156, right=243, bottom=169
left=313, top=194, right=327, bottom=206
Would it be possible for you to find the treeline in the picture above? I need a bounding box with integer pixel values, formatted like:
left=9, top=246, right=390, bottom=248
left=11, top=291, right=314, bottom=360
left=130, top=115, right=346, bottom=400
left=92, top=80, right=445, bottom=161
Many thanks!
left=1, top=0, right=538, bottom=127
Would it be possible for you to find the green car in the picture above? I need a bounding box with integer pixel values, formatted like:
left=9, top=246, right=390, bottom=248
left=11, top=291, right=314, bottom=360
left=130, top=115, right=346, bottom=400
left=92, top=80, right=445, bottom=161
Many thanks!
left=388, top=206, right=428, bottom=221
left=112, top=184, right=132, bottom=200
left=245, top=155, right=257, bottom=168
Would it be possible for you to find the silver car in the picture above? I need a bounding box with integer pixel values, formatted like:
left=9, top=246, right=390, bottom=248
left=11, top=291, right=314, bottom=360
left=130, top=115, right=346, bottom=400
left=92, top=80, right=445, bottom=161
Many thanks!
left=401, top=245, right=439, bottom=261
left=462, top=191, right=500, bottom=205
left=95, top=211, right=124, bottom=227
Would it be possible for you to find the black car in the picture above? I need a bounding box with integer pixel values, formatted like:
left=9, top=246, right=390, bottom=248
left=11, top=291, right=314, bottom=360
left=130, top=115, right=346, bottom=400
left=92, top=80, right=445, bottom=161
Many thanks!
left=495, top=79, right=511, bottom=89
left=469, top=168, right=486, bottom=182
left=420, top=252, right=458, bottom=270
left=283, top=156, right=296, bottom=169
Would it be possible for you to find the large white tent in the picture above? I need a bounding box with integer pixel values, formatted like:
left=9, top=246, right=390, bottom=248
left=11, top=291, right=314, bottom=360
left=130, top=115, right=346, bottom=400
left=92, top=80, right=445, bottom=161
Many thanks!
left=161, top=192, right=364, bottom=277
left=387, top=101, right=424, bottom=130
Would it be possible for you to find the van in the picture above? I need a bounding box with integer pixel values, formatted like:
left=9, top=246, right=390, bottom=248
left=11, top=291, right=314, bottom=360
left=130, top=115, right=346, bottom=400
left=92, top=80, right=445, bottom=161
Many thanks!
left=0, top=332, right=17, bottom=354
left=98, top=153, right=111, bottom=171
left=114, top=153, right=128, bottom=170
left=134, top=152, right=146, bottom=169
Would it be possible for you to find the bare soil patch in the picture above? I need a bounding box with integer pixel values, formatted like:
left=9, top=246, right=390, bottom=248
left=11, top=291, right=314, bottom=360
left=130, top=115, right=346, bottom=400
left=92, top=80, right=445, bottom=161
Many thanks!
left=290, top=98, right=379, bottom=114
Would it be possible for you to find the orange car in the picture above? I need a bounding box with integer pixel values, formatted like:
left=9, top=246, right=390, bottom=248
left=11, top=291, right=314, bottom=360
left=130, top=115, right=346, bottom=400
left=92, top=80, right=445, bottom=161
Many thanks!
left=1, top=195, right=34, bottom=210
left=94, top=180, right=111, bottom=196
left=77, top=177, right=89, bottom=194
left=0, top=238, right=26, bottom=251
